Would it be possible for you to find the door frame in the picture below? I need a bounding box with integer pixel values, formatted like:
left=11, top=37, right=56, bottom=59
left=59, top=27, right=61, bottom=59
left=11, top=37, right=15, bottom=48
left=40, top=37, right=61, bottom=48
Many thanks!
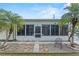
left=35, top=26, right=41, bottom=38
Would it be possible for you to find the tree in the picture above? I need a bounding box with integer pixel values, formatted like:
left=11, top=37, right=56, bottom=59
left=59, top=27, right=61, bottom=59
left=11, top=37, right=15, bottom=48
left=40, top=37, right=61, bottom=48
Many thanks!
left=59, top=3, right=79, bottom=47
left=0, top=9, right=25, bottom=49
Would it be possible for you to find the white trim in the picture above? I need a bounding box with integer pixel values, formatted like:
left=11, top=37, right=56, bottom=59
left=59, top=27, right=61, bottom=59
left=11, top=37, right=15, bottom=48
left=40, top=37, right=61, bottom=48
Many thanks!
left=41, top=25, right=42, bottom=37
left=59, top=26, right=60, bottom=36
left=50, top=24, right=51, bottom=36
left=34, top=25, right=35, bottom=36
left=25, top=25, right=26, bottom=36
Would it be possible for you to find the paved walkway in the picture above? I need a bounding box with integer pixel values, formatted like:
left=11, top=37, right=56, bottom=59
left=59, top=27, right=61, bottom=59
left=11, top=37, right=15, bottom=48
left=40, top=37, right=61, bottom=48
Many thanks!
left=0, top=42, right=79, bottom=53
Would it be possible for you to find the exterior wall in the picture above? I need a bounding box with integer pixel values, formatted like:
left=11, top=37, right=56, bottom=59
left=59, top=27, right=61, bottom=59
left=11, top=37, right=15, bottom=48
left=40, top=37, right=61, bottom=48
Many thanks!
left=0, top=20, right=78, bottom=42
left=16, top=36, right=68, bottom=42
left=0, top=30, right=14, bottom=40
left=0, top=31, right=6, bottom=40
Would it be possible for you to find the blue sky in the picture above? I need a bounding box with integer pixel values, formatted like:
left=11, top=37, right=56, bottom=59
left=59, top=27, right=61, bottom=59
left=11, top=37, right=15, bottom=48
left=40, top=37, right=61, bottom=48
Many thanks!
left=0, top=3, right=69, bottom=19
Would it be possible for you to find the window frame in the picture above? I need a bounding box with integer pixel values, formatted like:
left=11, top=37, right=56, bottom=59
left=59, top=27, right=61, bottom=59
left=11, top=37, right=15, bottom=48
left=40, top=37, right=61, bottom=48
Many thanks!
left=17, top=25, right=25, bottom=36
left=26, top=24, right=34, bottom=36
left=42, top=24, right=50, bottom=36
left=51, top=24, right=59, bottom=36
left=60, top=25, right=68, bottom=36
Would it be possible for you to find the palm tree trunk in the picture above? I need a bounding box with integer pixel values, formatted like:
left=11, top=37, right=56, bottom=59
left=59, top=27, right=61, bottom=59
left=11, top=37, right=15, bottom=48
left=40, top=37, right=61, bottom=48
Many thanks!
left=70, top=26, right=75, bottom=47
left=0, top=31, right=12, bottom=49
left=0, top=27, right=13, bottom=49
left=68, top=27, right=75, bottom=47
left=68, top=17, right=78, bottom=47
left=3, top=30, right=13, bottom=45
left=68, top=34, right=72, bottom=42
left=68, top=26, right=75, bottom=42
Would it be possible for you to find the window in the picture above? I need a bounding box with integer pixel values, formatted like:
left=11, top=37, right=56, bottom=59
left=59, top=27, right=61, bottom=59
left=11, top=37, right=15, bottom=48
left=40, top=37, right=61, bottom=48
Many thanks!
left=42, top=25, right=50, bottom=36
left=60, top=25, right=68, bottom=36
left=35, top=26, right=41, bottom=33
left=17, top=25, right=25, bottom=36
left=51, top=25, right=59, bottom=35
left=35, top=26, right=41, bottom=38
left=26, top=25, right=34, bottom=36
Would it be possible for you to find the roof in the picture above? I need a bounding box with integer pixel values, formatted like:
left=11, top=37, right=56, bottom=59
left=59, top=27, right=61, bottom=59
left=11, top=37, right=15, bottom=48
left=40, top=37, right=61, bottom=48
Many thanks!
left=24, top=19, right=60, bottom=22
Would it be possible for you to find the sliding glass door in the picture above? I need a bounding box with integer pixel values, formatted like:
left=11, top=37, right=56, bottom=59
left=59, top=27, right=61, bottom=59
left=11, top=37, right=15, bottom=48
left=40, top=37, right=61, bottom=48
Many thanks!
left=35, top=26, right=41, bottom=38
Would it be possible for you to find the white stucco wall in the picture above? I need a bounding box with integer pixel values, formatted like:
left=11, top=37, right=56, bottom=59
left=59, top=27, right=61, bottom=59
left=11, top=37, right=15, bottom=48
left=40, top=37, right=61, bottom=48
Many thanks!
left=0, top=31, right=6, bottom=40
left=0, top=31, right=14, bottom=40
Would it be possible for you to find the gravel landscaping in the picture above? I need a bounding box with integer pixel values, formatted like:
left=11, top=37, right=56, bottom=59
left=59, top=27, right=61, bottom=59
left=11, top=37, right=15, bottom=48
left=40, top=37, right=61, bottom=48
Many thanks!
left=0, top=42, right=79, bottom=53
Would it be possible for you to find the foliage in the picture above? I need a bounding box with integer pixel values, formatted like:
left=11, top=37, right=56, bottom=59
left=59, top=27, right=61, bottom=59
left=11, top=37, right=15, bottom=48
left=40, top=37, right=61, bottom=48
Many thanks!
left=58, top=3, right=79, bottom=47
left=0, top=9, right=25, bottom=48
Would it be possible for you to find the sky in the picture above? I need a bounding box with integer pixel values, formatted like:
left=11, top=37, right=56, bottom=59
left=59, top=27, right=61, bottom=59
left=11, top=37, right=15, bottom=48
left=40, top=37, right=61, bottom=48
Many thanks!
left=0, top=3, right=70, bottom=19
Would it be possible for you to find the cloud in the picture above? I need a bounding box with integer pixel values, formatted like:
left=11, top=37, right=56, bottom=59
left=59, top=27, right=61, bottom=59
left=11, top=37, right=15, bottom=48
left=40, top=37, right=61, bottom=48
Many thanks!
left=65, top=3, right=71, bottom=6
left=38, top=7, right=56, bottom=19
left=63, top=3, right=71, bottom=8
left=22, top=5, right=68, bottom=19
left=35, top=6, right=67, bottom=19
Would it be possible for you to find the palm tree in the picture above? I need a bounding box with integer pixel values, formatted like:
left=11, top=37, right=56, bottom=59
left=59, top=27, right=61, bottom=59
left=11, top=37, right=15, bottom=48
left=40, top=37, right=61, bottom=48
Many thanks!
left=0, top=9, right=25, bottom=48
left=59, top=3, right=79, bottom=47
left=0, top=9, right=9, bottom=31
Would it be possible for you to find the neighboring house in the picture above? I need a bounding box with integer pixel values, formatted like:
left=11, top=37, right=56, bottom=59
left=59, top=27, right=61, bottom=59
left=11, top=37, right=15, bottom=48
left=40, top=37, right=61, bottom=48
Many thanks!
left=0, top=19, right=69, bottom=42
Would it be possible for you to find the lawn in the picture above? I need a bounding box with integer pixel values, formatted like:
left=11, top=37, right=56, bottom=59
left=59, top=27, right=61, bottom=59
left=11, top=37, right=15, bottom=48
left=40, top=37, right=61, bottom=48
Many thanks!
left=0, top=53, right=79, bottom=56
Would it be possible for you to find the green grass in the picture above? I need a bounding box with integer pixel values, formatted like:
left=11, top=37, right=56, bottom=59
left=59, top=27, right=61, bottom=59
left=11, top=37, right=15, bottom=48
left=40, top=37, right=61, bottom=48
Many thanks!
left=0, top=53, right=79, bottom=56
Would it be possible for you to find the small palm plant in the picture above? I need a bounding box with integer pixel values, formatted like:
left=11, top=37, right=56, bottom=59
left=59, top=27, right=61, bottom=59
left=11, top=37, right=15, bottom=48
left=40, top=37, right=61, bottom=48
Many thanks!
left=0, top=9, right=25, bottom=48
left=59, top=3, right=79, bottom=47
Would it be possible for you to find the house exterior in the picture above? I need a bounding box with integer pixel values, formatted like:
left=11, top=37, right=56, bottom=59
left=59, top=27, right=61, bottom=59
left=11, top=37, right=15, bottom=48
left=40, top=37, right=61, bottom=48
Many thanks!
left=0, top=19, right=71, bottom=42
